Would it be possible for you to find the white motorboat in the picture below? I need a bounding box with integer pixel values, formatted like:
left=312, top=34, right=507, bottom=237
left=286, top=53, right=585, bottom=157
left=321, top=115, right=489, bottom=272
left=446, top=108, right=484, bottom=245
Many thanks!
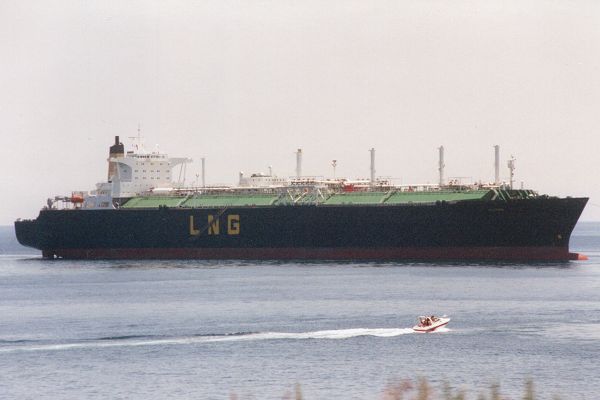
left=413, top=315, right=450, bottom=332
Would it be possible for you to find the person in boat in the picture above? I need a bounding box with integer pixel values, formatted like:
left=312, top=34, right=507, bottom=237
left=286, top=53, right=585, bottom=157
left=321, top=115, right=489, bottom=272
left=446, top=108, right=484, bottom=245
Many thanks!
left=422, top=317, right=431, bottom=326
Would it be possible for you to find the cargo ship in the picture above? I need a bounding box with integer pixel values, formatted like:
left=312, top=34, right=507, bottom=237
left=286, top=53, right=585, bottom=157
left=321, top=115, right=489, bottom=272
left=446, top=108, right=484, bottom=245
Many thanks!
left=15, top=136, right=588, bottom=261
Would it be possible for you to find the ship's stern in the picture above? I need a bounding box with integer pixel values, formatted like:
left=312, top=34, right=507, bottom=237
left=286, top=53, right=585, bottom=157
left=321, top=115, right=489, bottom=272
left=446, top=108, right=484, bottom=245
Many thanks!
left=14, top=219, right=44, bottom=254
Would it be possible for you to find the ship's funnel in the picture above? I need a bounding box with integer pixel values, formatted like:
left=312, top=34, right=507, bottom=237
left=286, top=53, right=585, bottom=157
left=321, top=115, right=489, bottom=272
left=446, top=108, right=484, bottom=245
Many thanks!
left=296, top=149, right=302, bottom=178
left=108, top=136, right=124, bottom=181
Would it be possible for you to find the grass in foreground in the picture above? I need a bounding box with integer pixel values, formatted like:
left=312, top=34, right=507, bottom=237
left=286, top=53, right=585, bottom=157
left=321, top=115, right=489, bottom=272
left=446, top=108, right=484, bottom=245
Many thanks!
left=230, top=378, right=562, bottom=400
left=381, top=378, right=541, bottom=400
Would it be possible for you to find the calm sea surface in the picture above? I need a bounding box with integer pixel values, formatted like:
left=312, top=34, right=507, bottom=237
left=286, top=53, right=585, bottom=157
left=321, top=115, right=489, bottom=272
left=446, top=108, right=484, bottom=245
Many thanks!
left=1, top=223, right=599, bottom=399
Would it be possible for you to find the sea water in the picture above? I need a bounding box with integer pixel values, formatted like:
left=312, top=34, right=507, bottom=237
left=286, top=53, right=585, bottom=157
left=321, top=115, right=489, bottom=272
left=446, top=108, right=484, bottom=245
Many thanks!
left=0, top=223, right=599, bottom=399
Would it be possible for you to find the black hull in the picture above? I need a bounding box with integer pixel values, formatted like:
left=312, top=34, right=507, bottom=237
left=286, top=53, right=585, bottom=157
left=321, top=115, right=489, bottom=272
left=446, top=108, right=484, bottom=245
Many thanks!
left=15, top=197, right=588, bottom=261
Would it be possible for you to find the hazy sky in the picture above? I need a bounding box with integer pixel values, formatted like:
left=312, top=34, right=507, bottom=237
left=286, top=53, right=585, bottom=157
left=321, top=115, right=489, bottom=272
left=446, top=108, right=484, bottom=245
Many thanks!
left=1, top=0, right=599, bottom=224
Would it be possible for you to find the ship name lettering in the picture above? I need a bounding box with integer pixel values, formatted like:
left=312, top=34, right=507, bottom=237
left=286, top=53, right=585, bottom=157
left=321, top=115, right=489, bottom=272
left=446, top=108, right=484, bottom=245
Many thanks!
left=207, top=215, right=220, bottom=235
left=189, top=215, right=200, bottom=236
left=188, top=215, right=240, bottom=236
left=227, top=215, right=240, bottom=235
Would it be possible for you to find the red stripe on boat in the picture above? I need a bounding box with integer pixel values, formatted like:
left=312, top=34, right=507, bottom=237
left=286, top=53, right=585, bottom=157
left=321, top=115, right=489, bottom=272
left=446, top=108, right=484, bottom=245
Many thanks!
left=45, top=246, right=585, bottom=261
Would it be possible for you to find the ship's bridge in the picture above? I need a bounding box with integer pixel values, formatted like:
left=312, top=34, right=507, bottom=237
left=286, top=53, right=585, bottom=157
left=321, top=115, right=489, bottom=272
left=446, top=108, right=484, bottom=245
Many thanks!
left=109, top=152, right=191, bottom=199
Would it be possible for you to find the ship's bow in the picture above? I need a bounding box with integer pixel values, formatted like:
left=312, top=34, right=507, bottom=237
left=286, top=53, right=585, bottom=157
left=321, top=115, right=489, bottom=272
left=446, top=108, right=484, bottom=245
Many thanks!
left=564, top=197, right=589, bottom=260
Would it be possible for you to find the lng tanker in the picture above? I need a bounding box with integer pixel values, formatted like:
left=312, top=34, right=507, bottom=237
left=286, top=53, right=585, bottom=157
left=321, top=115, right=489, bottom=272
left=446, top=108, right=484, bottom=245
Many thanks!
left=14, top=136, right=588, bottom=261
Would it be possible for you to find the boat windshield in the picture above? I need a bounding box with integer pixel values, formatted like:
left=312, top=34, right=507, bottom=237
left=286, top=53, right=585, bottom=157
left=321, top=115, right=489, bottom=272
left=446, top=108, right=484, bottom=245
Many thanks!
left=419, top=316, right=440, bottom=326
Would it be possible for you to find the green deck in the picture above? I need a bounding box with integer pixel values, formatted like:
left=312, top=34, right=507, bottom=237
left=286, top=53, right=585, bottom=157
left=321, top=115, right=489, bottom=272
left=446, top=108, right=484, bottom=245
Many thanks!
left=180, top=194, right=279, bottom=207
left=121, top=196, right=187, bottom=208
left=385, top=190, right=490, bottom=204
left=121, top=189, right=497, bottom=209
left=323, top=192, right=388, bottom=205
left=323, top=190, right=490, bottom=205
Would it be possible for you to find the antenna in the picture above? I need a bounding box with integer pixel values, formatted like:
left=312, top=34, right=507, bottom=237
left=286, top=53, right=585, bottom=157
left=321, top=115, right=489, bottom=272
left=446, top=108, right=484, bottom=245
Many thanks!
left=331, top=160, right=337, bottom=179
left=128, top=124, right=144, bottom=153
left=438, top=146, right=445, bottom=186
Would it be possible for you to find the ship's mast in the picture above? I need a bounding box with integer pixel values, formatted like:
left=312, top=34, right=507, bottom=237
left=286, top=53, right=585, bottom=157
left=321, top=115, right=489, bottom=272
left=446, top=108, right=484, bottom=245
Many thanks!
left=507, top=155, right=516, bottom=189
left=128, top=124, right=145, bottom=153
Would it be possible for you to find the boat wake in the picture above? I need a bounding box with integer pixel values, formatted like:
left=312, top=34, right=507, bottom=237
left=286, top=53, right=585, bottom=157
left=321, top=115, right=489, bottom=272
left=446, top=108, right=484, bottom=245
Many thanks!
left=425, top=326, right=449, bottom=333
left=0, top=328, right=421, bottom=353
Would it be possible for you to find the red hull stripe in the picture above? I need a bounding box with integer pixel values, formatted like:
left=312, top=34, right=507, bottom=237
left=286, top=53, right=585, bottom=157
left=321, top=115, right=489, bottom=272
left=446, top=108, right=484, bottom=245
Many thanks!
left=46, top=247, right=584, bottom=261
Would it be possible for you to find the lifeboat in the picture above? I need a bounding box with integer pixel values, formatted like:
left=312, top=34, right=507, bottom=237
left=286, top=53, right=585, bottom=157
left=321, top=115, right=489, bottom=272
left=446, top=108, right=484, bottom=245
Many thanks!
left=413, top=315, right=450, bottom=333
left=70, top=194, right=85, bottom=203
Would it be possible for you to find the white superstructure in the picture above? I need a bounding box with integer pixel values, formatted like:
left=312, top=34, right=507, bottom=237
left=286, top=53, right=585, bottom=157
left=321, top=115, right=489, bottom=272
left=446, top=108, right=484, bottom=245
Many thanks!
left=238, top=172, right=289, bottom=188
left=109, top=152, right=190, bottom=198
left=84, top=135, right=191, bottom=208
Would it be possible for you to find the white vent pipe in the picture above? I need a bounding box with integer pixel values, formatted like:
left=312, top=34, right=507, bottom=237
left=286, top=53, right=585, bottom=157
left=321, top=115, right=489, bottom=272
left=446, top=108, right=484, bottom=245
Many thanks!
left=494, top=145, right=500, bottom=185
left=369, top=148, right=375, bottom=185
left=295, top=149, right=302, bottom=178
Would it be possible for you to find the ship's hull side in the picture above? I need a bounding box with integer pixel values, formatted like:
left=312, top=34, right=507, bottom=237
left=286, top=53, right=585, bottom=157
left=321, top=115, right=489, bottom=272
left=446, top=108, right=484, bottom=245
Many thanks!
left=15, top=197, right=588, bottom=261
